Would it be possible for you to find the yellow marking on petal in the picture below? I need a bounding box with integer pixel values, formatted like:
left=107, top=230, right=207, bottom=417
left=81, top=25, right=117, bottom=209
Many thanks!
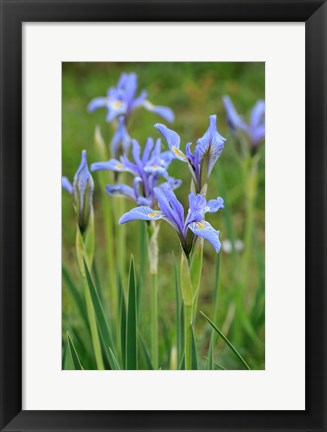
left=172, top=146, right=186, bottom=159
left=151, top=165, right=160, bottom=169
left=113, top=101, right=122, bottom=109
left=146, top=101, right=154, bottom=109
left=148, top=211, right=160, bottom=218
left=205, top=206, right=210, bottom=211
left=197, top=222, right=206, bottom=229
left=116, top=163, right=124, bottom=169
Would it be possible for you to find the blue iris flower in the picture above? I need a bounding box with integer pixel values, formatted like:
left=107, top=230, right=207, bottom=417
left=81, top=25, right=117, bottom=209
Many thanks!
left=119, top=183, right=224, bottom=253
left=62, top=150, right=94, bottom=232
left=88, top=72, right=175, bottom=124
left=155, top=115, right=226, bottom=194
left=91, top=138, right=181, bottom=207
left=222, top=96, right=265, bottom=148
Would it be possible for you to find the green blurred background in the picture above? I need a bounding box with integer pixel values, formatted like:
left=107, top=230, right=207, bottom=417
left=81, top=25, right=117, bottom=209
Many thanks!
left=62, top=62, right=265, bottom=369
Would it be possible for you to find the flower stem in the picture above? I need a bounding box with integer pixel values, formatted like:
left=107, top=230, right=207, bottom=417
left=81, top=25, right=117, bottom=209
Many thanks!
left=150, top=272, right=159, bottom=369
left=184, top=303, right=193, bottom=370
left=148, top=222, right=160, bottom=369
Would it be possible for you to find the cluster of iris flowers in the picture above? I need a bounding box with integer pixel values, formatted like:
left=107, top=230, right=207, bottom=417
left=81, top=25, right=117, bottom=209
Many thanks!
left=62, top=71, right=265, bottom=370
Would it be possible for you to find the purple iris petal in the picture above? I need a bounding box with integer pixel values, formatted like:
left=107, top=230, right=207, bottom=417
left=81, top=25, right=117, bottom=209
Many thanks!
left=91, top=159, right=126, bottom=173
left=222, top=96, right=247, bottom=132
left=154, top=184, right=185, bottom=234
left=250, top=100, right=265, bottom=128
left=195, top=115, right=226, bottom=179
left=87, top=97, right=108, bottom=112
left=62, top=176, right=73, bottom=194
left=188, top=221, right=221, bottom=253
left=206, top=197, right=224, bottom=213
left=154, top=123, right=187, bottom=162
left=119, top=206, right=164, bottom=224
left=111, top=117, right=131, bottom=158
left=144, top=102, right=174, bottom=122
left=106, top=184, right=136, bottom=201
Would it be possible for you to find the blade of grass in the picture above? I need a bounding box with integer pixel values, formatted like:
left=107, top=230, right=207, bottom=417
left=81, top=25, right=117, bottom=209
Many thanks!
left=126, top=256, right=138, bottom=370
left=200, top=311, right=251, bottom=370
left=119, top=274, right=126, bottom=369
left=65, top=332, right=84, bottom=370
left=139, top=335, right=154, bottom=370
left=191, top=326, right=198, bottom=370
left=83, top=258, right=119, bottom=370
left=62, top=265, right=88, bottom=328
left=173, top=252, right=183, bottom=367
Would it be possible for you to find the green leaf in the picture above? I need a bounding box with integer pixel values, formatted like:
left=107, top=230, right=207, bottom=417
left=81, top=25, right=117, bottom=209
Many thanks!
left=62, top=265, right=88, bottom=329
left=119, top=274, right=126, bottom=369
left=64, top=332, right=84, bottom=370
left=200, top=311, right=251, bottom=370
left=173, top=252, right=183, bottom=368
left=126, top=256, right=138, bottom=370
left=139, top=335, right=154, bottom=370
left=83, top=258, right=118, bottom=370
left=190, top=237, right=203, bottom=296
left=191, top=326, right=198, bottom=370
left=180, top=249, right=193, bottom=306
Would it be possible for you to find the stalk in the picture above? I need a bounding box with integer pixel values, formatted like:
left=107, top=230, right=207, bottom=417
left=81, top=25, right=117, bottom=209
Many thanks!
left=184, top=304, right=193, bottom=370
left=150, top=272, right=158, bottom=369
left=148, top=222, right=159, bottom=369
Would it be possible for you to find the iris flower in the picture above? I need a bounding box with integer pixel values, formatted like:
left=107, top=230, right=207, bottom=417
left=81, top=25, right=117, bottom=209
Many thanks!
left=222, top=96, right=265, bottom=148
left=62, top=150, right=94, bottom=232
left=155, top=115, right=226, bottom=194
left=119, top=183, right=224, bottom=254
left=91, top=138, right=181, bottom=207
left=88, top=72, right=174, bottom=124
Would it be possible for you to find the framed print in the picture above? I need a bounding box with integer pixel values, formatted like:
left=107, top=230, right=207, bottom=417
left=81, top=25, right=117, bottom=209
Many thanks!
left=0, top=1, right=326, bottom=431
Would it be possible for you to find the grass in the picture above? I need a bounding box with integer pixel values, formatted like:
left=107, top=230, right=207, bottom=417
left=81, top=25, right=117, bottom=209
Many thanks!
left=62, top=62, right=265, bottom=370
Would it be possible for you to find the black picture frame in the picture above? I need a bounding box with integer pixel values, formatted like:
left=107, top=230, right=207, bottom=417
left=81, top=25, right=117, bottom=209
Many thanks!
left=0, top=1, right=326, bottom=431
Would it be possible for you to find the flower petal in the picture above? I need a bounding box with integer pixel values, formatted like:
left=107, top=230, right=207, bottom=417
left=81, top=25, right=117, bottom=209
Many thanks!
left=119, top=206, right=164, bottom=224
left=87, top=97, right=108, bottom=112
left=153, top=183, right=184, bottom=234
left=195, top=114, right=226, bottom=179
left=62, top=176, right=73, bottom=194
left=250, top=100, right=265, bottom=128
left=91, top=159, right=126, bottom=172
left=188, top=220, right=221, bottom=253
left=154, top=124, right=188, bottom=162
left=106, top=184, right=136, bottom=201
left=142, top=137, right=155, bottom=164
left=222, top=96, right=247, bottom=132
left=143, top=101, right=174, bottom=122
left=205, top=196, right=224, bottom=213
left=111, top=116, right=131, bottom=158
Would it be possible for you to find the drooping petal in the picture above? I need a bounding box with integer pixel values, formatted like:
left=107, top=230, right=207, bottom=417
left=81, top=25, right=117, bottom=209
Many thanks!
left=91, top=159, right=126, bottom=173
left=154, top=124, right=188, bottom=162
left=106, top=184, right=136, bottom=201
left=119, top=206, right=164, bottom=224
left=87, top=97, right=108, bottom=112
left=195, top=114, right=226, bottom=179
left=250, top=100, right=265, bottom=128
left=62, top=176, right=73, bottom=194
left=143, top=101, right=174, bottom=122
left=205, top=196, right=224, bottom=213
left=188, top=220, right=221, bottom=253
left=222, top=96, right=247, bottom=132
